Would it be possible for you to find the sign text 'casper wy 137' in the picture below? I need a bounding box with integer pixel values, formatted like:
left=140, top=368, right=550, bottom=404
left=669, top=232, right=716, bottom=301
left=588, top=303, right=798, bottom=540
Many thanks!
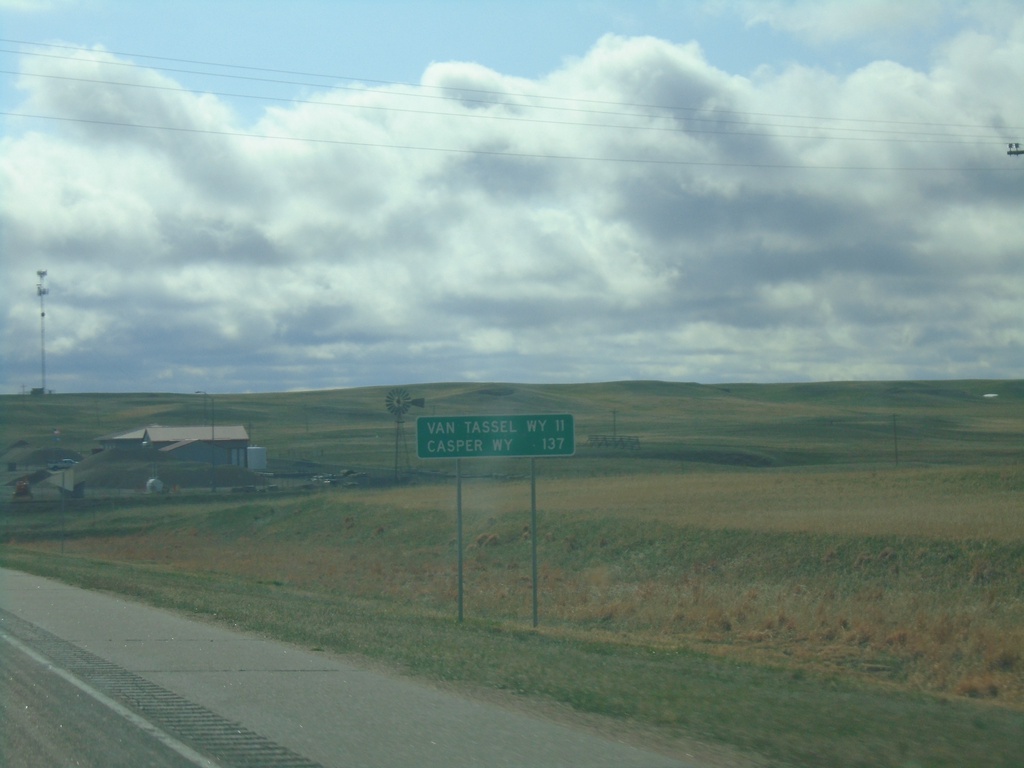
left=417, top=414, right=575, bottom=459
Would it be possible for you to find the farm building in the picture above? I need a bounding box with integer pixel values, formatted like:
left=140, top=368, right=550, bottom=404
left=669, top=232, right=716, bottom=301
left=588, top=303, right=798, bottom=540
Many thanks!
left=98, top=425, right=253, bottom=467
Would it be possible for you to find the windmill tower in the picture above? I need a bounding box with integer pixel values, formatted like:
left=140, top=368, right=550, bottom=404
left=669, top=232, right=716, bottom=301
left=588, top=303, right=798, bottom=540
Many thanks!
left=36, top=270, right=49, bottom=395
left=384, top=388, right=425, bottom=480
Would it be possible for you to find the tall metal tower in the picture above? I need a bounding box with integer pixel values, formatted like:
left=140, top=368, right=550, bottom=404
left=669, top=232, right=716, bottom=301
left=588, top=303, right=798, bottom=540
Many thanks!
left=36, top=269, right=48, bottom=394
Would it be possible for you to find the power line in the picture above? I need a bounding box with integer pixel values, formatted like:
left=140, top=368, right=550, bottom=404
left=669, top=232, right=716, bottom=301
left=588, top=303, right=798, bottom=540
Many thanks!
left=3, top=69, right=1008, bottom=147
left=3, top=110, right=1017, bottom=172
left=2, top=38, right=1020, bottom=138
left=2, top=39, right=1021, bottom=170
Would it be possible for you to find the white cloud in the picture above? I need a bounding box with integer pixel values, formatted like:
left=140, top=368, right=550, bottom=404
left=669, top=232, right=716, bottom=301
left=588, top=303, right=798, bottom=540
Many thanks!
left=0, top=0, right=76, bottom=11
left=739, top=0, right=953, bottom=44
left=2, top=24, right=1023, bottom=393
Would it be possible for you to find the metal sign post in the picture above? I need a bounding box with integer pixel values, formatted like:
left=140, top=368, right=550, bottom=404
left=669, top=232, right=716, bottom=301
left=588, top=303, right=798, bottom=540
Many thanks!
left=456, top=458, right=464, bottom=623
left=417, top=414, right=575, bottom=625
left=531, top=458, right=538, bottom=627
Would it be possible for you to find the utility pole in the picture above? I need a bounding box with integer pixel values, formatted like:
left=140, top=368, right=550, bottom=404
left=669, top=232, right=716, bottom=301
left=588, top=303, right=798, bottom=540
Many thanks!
left=892, top=414, right=899, bottom=466
left=36, top=270, right=48, bottom=394
left=195, top=391, right=216, bottom=492
left=1009, top=142, right=1023, bottom=156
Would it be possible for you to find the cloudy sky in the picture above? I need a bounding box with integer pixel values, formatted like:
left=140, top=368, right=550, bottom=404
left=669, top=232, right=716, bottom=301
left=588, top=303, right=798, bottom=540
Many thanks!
left=2, top=1, right=1022, bottom=394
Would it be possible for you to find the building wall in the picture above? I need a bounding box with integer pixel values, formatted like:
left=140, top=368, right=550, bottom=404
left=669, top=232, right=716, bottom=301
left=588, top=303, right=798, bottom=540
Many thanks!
left=160, top=441, right=249, bottom=467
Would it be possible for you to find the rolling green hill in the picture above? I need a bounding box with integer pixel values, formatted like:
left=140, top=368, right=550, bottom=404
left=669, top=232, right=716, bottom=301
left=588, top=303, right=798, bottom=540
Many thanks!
left=2, top=380, right=1020, bottom=489
left=3, top=379, right=1023, bottom=767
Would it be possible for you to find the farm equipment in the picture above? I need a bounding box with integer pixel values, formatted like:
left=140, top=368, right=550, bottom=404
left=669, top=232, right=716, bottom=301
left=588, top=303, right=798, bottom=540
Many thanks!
left=12, top=477, right=32, bottom=501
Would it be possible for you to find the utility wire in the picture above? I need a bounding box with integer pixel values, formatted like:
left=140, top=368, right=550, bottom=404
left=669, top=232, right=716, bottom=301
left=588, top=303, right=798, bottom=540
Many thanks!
left=2, top=39, right=1020, bottom=168
left=3, top=69, right=1007, bottom=146
left=2, top=38, right=1020, bottom=137
left=3, top=110, right=1017, bottom=172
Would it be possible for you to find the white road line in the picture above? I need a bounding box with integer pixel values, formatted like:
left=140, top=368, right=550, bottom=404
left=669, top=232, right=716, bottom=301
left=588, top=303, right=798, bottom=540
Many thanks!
left=0, top=629, right=222, bottom=768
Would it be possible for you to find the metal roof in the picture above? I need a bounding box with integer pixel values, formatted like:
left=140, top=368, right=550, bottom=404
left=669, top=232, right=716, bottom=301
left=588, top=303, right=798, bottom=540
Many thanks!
left=158, top=439, right=202, bottom=452
left=98, top=426, right=249, bottom=444
left=144, top=426, right=249, bottom=443
left=98, top=426, right=151, bottom=442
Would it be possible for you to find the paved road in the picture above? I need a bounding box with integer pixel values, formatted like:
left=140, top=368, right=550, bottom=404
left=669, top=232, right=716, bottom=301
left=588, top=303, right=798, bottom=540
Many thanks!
left=0, top=638, right=202, bottom=768
left=0, top=568, right=694, bottom=768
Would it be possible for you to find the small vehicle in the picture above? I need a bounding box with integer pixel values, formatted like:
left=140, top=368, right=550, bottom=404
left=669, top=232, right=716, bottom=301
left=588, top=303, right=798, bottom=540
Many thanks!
left=12, top=478, right=32, bottom=500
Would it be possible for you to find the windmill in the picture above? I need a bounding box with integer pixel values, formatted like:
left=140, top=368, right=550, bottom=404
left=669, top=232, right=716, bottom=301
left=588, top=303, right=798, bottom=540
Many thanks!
left=36, top=270, right=48, bottom=395
left=385, top=388, right=425, bottom=480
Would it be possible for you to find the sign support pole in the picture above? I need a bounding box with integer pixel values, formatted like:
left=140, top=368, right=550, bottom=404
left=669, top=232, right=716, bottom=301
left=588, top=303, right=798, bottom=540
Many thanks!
left=60, top=470, right=66, bottom=555
left=418, top=414, right=575, bottom=626
left=530, top=458, right=539, bottom=628
left=456, top=458, right=464, bottom=623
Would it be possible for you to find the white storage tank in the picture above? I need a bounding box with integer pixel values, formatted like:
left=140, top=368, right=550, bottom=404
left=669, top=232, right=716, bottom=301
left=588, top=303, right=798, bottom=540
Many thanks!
left=247, top=446, right=267, bottom=470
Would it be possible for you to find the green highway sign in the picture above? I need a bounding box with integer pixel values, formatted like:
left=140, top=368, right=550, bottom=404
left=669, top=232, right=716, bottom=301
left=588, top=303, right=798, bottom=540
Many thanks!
left=417, top=414, right=575, bottom=459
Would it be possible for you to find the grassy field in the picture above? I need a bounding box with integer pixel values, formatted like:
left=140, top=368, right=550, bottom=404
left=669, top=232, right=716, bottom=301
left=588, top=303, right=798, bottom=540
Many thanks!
left=3, top=379, right=1022, bottom=477
left=2, top=380, right=1023, bottom=767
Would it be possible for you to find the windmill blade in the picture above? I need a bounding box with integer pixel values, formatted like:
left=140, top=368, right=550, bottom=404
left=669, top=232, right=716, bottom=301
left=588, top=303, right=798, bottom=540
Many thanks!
left=385, top=387, right=412, bottom=415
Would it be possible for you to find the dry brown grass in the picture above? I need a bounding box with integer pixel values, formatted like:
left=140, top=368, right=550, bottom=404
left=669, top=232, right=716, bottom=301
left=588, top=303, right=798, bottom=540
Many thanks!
left=370, top=465, right=1024, bottom=540
left=20, top=464, right=1024, bottom=708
